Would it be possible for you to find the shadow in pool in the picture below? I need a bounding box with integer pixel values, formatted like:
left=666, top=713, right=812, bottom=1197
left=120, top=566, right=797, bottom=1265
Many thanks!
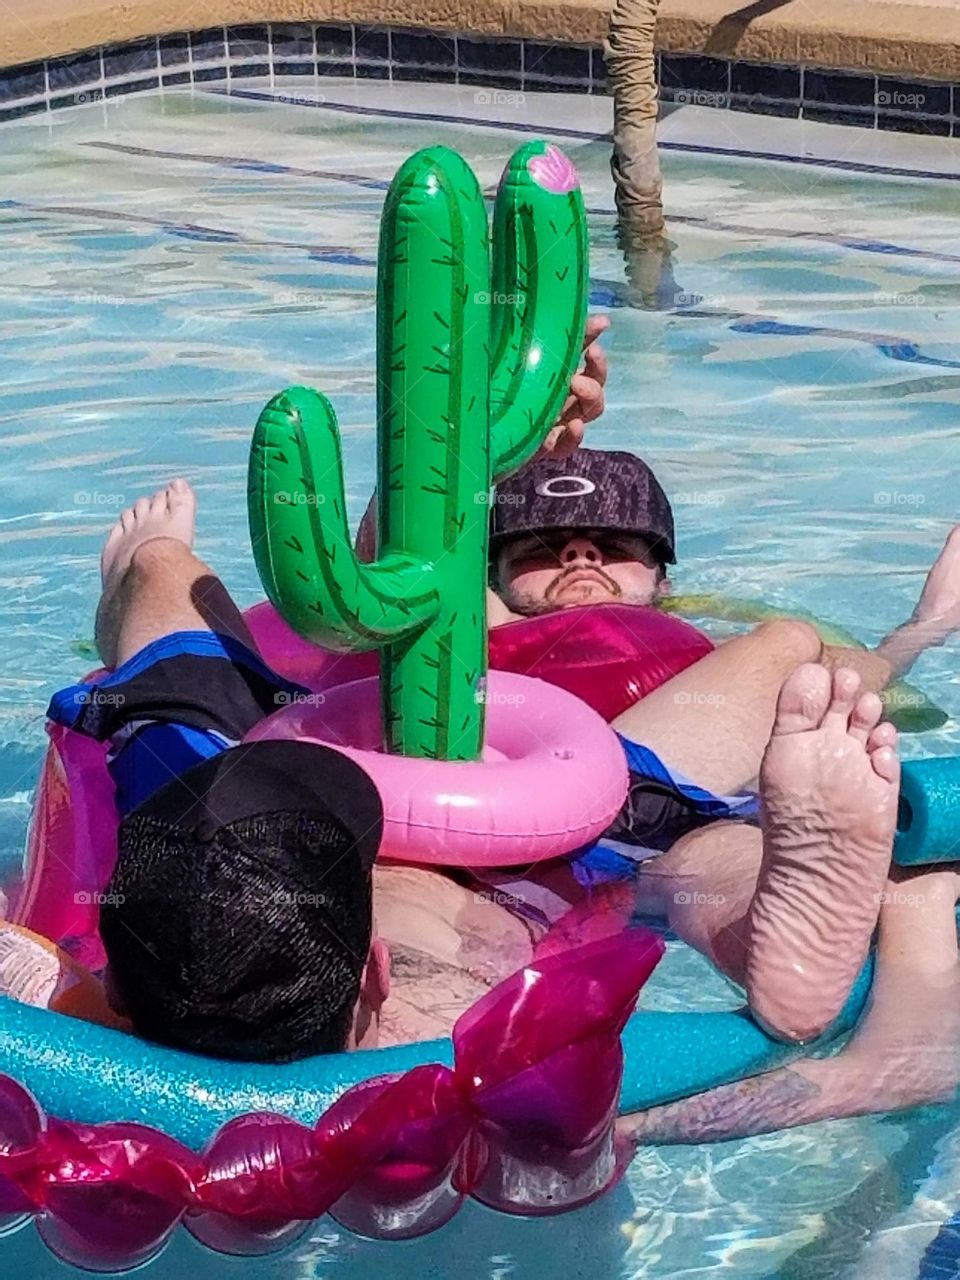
left=780, top=1100, right=960, bottom=1280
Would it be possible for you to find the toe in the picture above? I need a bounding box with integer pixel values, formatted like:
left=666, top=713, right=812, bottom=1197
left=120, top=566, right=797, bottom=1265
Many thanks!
left=772, top=663, right=832, bottom=735
left=823, top=668, right=862, bottom=731
left=149, top=487, right=169, bottom=519
left=867, top=721, right=898, bottom=754
left=132, top=496, right=151, bottom=525
left=119, top=505, right=137, bottom=534
left=848, top=691, right=884, bottom=743
left=870, top=744, right=901, bottom=786
left=167, top=477, right=193, bottom=510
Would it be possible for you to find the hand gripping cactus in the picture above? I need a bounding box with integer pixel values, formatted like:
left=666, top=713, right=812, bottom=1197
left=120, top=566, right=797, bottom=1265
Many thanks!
left=249, top=142, right=588, bottom=760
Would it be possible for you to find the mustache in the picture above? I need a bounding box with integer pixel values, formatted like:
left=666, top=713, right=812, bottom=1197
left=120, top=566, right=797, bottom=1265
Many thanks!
left=546, top=565, right=621, bottom=599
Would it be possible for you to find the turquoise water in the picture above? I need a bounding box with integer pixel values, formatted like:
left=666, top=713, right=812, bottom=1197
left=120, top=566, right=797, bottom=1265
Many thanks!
left=0, top=82, right=959, bottom=1277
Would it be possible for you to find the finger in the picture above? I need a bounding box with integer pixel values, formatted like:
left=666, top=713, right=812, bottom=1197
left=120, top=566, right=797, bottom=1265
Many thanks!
left=585, top=390, right=604, bottom=424
left=539, top=424, right=562, bottom=454
left=569, top=374, right=603, bottom=414
left=553, top=422, right=584, bottom=456
left=581, top=342, right=608, bottom=388
left=583, top=314, right=611, bottom=348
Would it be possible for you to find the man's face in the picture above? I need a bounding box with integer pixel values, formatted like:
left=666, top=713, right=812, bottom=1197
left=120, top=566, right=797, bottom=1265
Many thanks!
left=495, top=528, right=669, bottom=616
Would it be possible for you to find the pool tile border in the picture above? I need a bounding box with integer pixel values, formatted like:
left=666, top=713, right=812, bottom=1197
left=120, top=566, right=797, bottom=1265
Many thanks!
left=0, top=22, right=956, bottom=137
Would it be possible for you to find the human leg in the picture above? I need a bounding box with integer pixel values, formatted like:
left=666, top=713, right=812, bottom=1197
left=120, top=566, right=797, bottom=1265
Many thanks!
left=617, top=862, right=960, bottom=1146
left=52, top=482, right=307, bottom=816
left=612, top=618, right=822, bottom=793
left=745, top=664, right=900, bottom=1042
left=877, top=524, right=960, bottom=676
left=96, top=480, right=257, bottom=669
left=633, top=662, right=901, bottom=1044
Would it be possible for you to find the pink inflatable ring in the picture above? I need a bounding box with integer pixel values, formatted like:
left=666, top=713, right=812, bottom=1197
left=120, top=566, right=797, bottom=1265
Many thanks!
left=246, top=671, right=629, bottom=867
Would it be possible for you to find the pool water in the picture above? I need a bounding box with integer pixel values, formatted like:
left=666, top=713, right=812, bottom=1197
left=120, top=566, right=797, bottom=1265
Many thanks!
left=0, top=78, right=959, bottom=1278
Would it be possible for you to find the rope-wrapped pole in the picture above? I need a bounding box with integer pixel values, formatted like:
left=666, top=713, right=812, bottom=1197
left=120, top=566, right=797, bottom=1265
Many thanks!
left=604, top=0, right=664, bottom=240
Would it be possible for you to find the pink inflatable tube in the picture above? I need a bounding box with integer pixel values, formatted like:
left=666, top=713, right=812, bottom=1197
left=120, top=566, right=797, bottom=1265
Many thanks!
left=246, top=670, right=628, bottom=866
left=13, top=602, right=628, bottom=965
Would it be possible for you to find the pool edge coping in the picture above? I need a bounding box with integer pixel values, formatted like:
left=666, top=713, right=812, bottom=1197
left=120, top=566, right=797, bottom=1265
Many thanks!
left=2, top=0, right=960, bottom=82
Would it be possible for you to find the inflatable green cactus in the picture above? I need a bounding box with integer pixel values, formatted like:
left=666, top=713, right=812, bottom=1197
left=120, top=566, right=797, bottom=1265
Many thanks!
left=249, top=142, right=588, bottom=760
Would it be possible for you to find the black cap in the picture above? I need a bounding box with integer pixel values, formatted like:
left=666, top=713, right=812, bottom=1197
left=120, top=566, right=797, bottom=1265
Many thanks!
left=490, top=448, right=676, bottom=565
left=125, top=739, right=383, bottom=872
left=101, top=740, right=384, bottom=1062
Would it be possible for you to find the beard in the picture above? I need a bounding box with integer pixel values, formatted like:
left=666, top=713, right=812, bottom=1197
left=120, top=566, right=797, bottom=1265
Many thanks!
left=498, top=569, right=656, bottom=617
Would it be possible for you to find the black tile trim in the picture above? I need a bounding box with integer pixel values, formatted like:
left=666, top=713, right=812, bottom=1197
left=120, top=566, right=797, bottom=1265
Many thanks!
left=0, top=61, right=45, bottom=103
left=458, top=36, right=522, bottom=73
left=316, top=61, right=355, bottom=78
left=0, top=99, right=47, bottom=121
left=730, top=96, right=800, bottom=119
left=355, top=63, right=391, bottom=81
left=523, top=76, right=591, bottom=96
left=877, top=112, right=951, bottom=136
left=876, top=77, right=951, bottom=116
left=802, top=104, right=876, bottom=128
left=189, top=29, right=226, bottom=63
left=731, top=62, right=800, bottom=101
left=805, top=69, right=876, bottom=109
left=0, top=22, right=954, bottom=143
left=192, top=66, right=228, bottom=84
left=458, top=70, right=525, bottom=93
left=105, top=76, right=159, bottom=98
left=159, top=35, right=189, bottom=67
left=661, top=53, right=731, bottom=95
left=273, top=61, right=317, bottom=78
left=47, top=50, right=102, bottom=93
left=392, top=64, right=458, bottom=84
left=102, top=38, right=158, bottom=82
left=390, top=29, right=457, bottom=69
left=270, top=23, right=316, bottom=58
left=523, top=42, right=590, bottom=81
left=354, top=29, right=390, bottom=62
left=315, top=25, right=354, bottom=59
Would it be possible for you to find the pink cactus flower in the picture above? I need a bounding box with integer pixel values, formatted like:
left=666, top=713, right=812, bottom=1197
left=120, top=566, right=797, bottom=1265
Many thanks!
left=527, top=144, right=579, bottom=194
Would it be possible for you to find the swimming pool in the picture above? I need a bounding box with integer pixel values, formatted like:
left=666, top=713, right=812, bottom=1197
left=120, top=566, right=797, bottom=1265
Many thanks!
left=1, top=77, right=959, bottom=1278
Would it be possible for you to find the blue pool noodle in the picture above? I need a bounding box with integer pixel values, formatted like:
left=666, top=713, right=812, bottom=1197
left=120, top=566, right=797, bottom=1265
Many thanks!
left=0, top=955, right=877, bottom=1150
left=894, top=757, right=960, bottom=866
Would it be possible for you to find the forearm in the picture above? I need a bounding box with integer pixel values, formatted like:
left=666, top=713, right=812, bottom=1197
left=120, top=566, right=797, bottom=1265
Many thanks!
left=615, top=1056, right=866, bottom=1147
left=875, top=618, right=949, bottom=678
left=819, top=644, right=891, bottom=695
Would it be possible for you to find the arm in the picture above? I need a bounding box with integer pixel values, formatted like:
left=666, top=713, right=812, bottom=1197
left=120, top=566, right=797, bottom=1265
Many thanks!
left=875, top=616, right=955, bottom=678
left=357, top=316, right=612, bottom=617
left=615, top=1058, right=861, bottom=1147
left=618, top=864, right=960, bottom=1148
left=819, top=644, right=891, bottom=695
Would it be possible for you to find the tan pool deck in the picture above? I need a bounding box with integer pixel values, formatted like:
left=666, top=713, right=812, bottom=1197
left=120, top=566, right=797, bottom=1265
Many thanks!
left=2, top=0, right=960, bottom=79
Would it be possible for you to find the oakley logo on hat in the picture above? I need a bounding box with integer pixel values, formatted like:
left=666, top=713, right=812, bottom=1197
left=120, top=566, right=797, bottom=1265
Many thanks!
left=489, top=448, right=677, bottom=565
left=535, top=476, right=597, bottom=498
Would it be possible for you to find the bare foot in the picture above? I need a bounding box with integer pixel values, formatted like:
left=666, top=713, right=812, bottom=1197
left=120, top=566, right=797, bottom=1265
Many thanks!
left=913, top=525, right=960, bottom=632
left=94, top=479, right=196, bottom=666
left=746, top=663, right=900, bottom=1043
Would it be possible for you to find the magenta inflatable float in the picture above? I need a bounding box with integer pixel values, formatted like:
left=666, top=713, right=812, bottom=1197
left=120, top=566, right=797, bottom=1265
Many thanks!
left=0, top=930, right=662, bottom=1269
